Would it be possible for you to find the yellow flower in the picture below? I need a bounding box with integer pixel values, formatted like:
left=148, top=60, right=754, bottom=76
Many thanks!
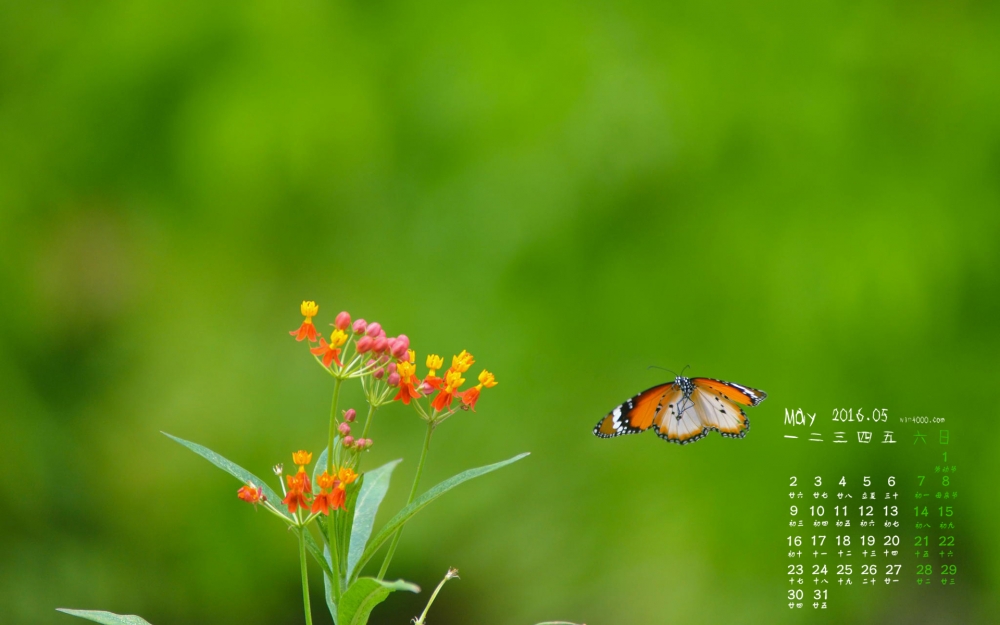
left=398, top=360, right=417, bottom=380
left=406, top=349, right=415, bottom=364
left=300, top=301, right=319, bottom=318
left=477, top=370, right=497, bottom=388
left=451, top=350, right=475, bottom=373
left=330, top=328, right=349, bottom=348
left=292, top=450, right=313, bottom=469
left=426, top=354, right=443, bottom=376
left=444, top=369, right=465, bottom=393
left=338, top=467, right=358, bottom=485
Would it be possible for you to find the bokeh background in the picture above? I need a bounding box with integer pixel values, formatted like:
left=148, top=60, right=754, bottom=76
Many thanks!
left=2, top=1, right=999, bottom=623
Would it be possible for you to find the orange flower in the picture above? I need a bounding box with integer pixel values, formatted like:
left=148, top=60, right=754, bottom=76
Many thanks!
left=424, top=354, right=444, bottom=390
left=431, top=368, right=465, bottom=411
left=394, top=360, right=422, bottom=405
left=310, top=329, right=348, bottom=368
left=451, top=350, right=474, bottom=373
left=287, top=470, right=312, bottom=494
left=338, top=467, right=358, bottom=485
left=237, top=481, right=265, bottom=506
left=283, top=472, right=312, bottom=514
left=292, top=450, right=312, bottom=470
left=460, top=370, right=497, bottom=411
left=310, top=468, right=359, bottom=515
left=290, top=301, right=320, bottom=342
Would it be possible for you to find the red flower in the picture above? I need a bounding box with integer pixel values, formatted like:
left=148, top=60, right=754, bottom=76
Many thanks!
left=290, top=301, right=320, bottom=342
left=283, top=470, right=313, bottom=514
left=310, top=337, right=342, bottom=367
left=310, top=469, right=357, bottom=515
left=393, top=360, right=422, bottom=405
left=311, top=491, right=337, bottom=515
left=237, top=482, right=265, bottom=506
left=459, top=370, right=497, bottom=412
left=431, top=369, right=465, bottom=411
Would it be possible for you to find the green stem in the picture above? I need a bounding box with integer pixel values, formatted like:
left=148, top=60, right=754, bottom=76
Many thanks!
left=327, top=377, right=344, bottom=475
left=414, top=569, right=457, bottom=625
left=377, top=421, right=434, bottom=579
left=359, top=402, right=377, bottom=442
left=326, top=377, right=344, bottom=600
left=298, top=530, right=314, bottom=625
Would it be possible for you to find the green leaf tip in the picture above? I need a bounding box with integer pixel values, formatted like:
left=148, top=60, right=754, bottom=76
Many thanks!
left=56, top=609, right=153, bottom=625
left=354, top=451, right=530, bottom=574
left=161, top=431, right=288, bottom=520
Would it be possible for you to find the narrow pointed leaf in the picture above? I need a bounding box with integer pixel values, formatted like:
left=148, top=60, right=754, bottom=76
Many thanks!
left=304, top=528, right=335, bottom=579
left=323, top=545, right=338, bottom=625
left=354, top=452, right=529, bottom=574
left=162, top=432, right=287, bottom=519
left=338, top=577, right=420, bottom=625
left=347, top=459, right=401, bottom=580
left=56, top=610, right=153, bottom=625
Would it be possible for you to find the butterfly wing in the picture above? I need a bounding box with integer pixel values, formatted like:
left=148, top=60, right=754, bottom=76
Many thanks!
left=593, top=383, right=673, bottom=438
left=692, top=386, right=750, bottom=438
left=691, top=377, right=767, bottom=406
left=652, top=387, right=710, bottom=444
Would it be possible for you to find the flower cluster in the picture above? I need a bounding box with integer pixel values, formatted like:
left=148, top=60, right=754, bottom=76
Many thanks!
left=241, top=450, right=358, bottom=519
left=287, top=300, right=498, bottom=425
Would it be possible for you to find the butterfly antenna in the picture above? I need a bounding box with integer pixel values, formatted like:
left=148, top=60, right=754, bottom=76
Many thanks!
left=680, top=364, right=691, bottom=377
left=647, top=365, right=679, bottom=377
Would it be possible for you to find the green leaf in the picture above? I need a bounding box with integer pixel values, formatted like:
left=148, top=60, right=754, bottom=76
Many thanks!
left=354, top=452, right=529, bottom=575
left=304, top=528, right=335, bottom=579
left=56, top=609, right=153, bottom=625
left=323, top=545, right=338, bottom=625
left=377, top=578, right=421, bottom=593
left=337, top=577, right=419, bottom=625
left=162, top=432, right=287, bottom=519
left=348, top=459, right=401, bottom=580
left=340, top=475, right=363, bottom=575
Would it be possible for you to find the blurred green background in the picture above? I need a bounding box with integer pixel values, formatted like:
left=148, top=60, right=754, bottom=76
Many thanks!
left=2, top=0, right=999, bottom=623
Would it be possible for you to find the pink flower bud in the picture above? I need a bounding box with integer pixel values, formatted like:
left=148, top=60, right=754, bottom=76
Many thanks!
left=372, top=336, right=388, bottom=353
left=387, top=362, right=397, bottom=375
left=373, top=367, right=385, bottom=380
left=356, top=336, right=373, bottom=353
left=396, top=334, right=410, bottom=351
left=366, top=322, right=382, bottom=337
left=391, top=341, right=409, bottom=360
left=353, top=319, right=367, bottom=334
left=344, top=408, right=357, bottom=422
left=421, top=381, right=434, bottom=395
left=387, top=372, right=400, bottom=386
left=335, top=311, right=351, bottom=330
left=386, top=337, right=398, bottom=353
left=342, top=436, right=355, bottom=447
left=364, top=438, right=374, bottom=449
left=338, top=422, right=351, bottom=436
left=379, top=354, right=390, bottom=365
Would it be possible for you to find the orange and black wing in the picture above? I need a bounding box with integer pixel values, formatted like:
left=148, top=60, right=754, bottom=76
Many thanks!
left=691, top=377, right=767, bottom=406
left=593, top=383, right=673, bottom=438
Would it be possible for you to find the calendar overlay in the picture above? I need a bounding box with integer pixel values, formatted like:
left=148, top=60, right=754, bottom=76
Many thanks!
left=781, top=408, right=956, bottom=610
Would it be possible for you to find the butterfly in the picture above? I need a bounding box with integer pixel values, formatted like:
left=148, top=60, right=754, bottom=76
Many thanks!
left=593, top=375, right=767, bottom=445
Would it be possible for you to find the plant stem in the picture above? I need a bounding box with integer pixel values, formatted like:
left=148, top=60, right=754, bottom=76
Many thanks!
left=298, top=530, right=314, bottom=625
left=326, top=377, right=344, bottom=600
left=413, top=568, right=458, bottom=625
left=377, top=421, right=434, bottom=579
left=359, top=402, right=377, bottom=442
left=327, top=377, right=343, bottom=475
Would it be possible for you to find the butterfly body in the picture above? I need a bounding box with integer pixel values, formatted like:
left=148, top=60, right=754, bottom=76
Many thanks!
left=594, top=375, right=766, bottom=445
